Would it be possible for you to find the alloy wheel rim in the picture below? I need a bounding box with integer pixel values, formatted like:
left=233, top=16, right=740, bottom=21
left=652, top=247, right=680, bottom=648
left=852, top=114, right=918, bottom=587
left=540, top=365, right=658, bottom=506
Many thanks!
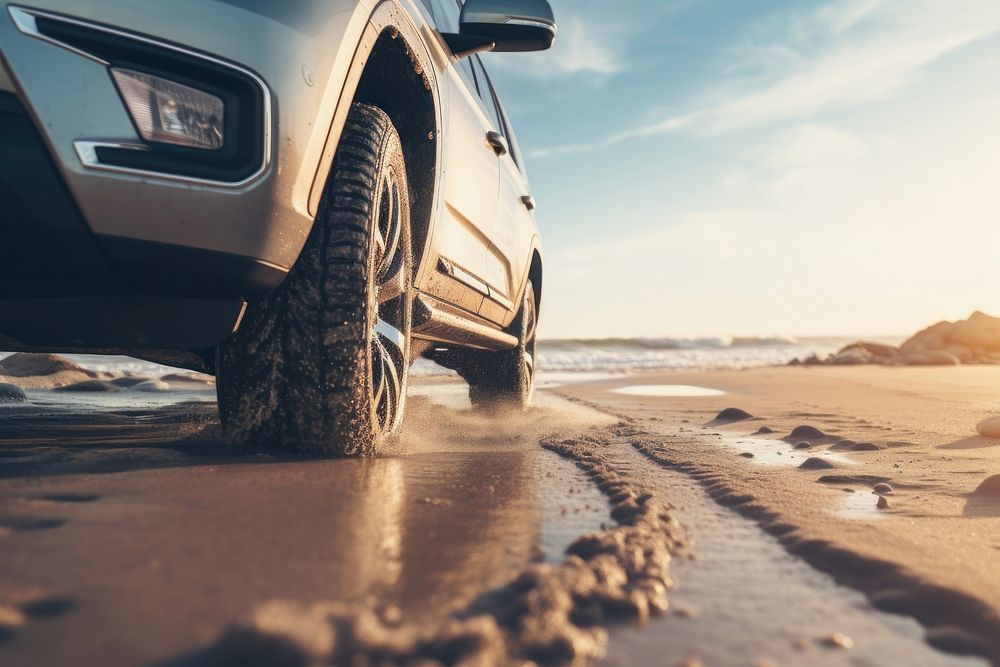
left=370, top=170, right=408, bottom=435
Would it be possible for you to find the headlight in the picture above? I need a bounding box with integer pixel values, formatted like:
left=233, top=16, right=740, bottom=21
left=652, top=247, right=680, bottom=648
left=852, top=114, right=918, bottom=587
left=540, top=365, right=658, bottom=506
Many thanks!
left=111, top=68, right=224, bottom=150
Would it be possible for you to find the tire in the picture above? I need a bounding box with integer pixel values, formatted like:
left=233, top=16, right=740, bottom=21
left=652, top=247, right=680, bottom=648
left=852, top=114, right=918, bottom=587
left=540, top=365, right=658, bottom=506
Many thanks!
left=217, top=103, right=412, bottom=456
left=460, top=280, right=537, bottom=411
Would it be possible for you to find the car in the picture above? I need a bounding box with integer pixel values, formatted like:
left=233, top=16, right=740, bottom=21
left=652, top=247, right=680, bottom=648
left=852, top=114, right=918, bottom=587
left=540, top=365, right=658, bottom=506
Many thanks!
left=0, top=0, right=555, bottom=455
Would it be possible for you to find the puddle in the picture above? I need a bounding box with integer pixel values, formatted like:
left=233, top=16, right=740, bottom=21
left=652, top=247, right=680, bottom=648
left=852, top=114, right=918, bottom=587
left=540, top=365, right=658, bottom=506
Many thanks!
left=835, top=488, right=891, bottom=521
left=536, top=371, right=624, bottom=389
left=601, top=443, right=984, bottom=667
left=610, top=385, right=725, bottom=397
left=537, top=449, right=610, bottom=563
left=720, top=434, right=856, bottom=468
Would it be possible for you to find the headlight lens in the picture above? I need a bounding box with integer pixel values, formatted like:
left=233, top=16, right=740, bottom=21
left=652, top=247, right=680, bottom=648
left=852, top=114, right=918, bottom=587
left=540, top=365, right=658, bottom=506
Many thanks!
left=111, top=68, right=224, bottom=150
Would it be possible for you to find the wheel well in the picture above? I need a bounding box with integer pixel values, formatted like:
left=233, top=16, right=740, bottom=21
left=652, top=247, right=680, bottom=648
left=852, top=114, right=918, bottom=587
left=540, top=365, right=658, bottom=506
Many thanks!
left=528, top=251, right=543, bottom=315
left=353, top=29, right=437, bottom=277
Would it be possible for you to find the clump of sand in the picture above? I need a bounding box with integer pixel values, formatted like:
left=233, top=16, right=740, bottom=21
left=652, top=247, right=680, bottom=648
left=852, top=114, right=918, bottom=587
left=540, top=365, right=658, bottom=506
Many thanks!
left=791, top=311, right=1000, bottom=367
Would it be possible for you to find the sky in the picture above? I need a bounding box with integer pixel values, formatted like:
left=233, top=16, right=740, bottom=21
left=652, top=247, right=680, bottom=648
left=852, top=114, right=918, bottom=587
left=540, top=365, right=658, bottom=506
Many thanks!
left=483, top=0, right=1000, bottom=339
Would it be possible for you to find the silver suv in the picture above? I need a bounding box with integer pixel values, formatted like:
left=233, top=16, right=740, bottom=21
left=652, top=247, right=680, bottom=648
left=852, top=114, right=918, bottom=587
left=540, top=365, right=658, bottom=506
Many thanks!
left=0, top=0, right=555, bottom=455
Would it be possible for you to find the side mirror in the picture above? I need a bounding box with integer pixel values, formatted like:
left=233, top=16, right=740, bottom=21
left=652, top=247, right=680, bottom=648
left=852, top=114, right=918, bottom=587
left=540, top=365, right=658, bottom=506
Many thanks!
left=444, top=0, right=556, bottom=58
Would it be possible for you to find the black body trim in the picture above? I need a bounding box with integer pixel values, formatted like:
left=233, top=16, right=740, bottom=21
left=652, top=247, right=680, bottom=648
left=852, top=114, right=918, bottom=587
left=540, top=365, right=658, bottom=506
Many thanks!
left=35, top=16, right=266, bottom=182
left=0, top=92, right=124, bottom=297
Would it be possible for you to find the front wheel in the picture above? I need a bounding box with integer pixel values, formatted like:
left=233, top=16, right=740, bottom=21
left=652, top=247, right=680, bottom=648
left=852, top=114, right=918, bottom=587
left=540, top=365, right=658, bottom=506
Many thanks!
left=216, top=103, right=412, bottom=456
left=460, top=280, right=537, bottom=411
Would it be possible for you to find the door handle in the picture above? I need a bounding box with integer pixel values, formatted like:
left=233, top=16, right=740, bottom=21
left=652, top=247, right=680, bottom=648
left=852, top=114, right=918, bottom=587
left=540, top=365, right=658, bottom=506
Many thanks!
left=486, top=131, right=508, bottom=157
left=520, top=195, right=536, bottom=211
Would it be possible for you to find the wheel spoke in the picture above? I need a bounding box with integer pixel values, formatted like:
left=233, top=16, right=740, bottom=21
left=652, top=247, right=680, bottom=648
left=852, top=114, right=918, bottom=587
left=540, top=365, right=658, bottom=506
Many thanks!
left=371, top=333, right=403, bottom=433
left=374, top=318, right=405, bottom=358
left=371, top=342, right=386, bottom=407
left=377, top=268, right=404, bottom=304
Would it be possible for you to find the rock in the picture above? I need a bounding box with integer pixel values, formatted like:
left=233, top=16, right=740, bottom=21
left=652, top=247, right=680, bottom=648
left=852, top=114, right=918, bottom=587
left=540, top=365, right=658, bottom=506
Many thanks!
left=831, top=347, right=872, bottom=365
left=739, top=452, right=755, bottom=459
left=900, top=320, right=953, bottom=354
left=133, top=380, right=171, bottom=393
left=161, top=372, right=215, bottom=386
left=975, top=416, right=1000, bottom=439
left=819, top=633, right=854, bottom=649
left=970, top=475, right=1000, bottom=498
left=754, top=426, right=775, bottom=434
left=900, top=312, right=1000, bottom=364
left=0, top=353, right=94, bottom=378
left=850, top=442, right=881, bottom=452
left=794, top=441, right=812, bottom=450
left=0, top=382, right=27, bottom=403
left=838, top=341, right=899, bottom=361
left=111, top=376, right=153, bottom=388
left=802, top=354, right=825, bottom=366
left=943, top=343, right=975, bottom=363
left=799, top=457, right=836, bottom=470
left=789, top=425, right=827, bottom=440
left=53, top=380, right=117, bottom=393
left=876, top=495, right=890, bottom=509
left=902, top=350, right=961, bottom=366
left=714, top=407, right=753, bottom=422
left=873, top=482, right=893, bottom=495
left=0, top=353, right=99, bottom=389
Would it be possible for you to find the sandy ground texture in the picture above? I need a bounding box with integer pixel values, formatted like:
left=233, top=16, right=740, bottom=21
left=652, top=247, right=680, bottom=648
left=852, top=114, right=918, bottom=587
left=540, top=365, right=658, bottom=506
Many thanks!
left=559, top=365, right=1000, bottom=664
left=1, top=367, right=996, bottom=666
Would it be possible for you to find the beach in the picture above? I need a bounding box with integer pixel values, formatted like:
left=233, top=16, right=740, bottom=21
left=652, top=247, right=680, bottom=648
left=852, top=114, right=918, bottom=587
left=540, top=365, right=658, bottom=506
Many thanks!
left=2, top=351, right=1000, bottom=665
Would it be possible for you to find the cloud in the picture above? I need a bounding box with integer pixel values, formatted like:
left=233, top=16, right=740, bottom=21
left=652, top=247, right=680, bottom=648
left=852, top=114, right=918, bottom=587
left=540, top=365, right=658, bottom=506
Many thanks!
left=769, top=124, right=867, bottom=169
left=487, top=7, right=625, bottom=79
left=531, top=0, right=1000, bottom=158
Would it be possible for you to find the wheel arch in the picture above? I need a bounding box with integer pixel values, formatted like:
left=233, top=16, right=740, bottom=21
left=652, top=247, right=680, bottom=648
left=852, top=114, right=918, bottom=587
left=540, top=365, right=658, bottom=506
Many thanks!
left=306, top=1, right=443, bottom=281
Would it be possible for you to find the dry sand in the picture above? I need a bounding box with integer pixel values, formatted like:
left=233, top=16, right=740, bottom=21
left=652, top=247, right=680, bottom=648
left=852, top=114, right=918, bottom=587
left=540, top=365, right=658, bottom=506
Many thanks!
left=560, top=365, right=1000, bottom=662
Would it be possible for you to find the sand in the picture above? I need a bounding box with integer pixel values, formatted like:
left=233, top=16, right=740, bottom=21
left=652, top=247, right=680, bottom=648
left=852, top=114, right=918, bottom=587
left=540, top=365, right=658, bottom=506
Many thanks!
left=3, top=363, right=1000, bottom=665
left=561, top=365, right=1000, bottom=662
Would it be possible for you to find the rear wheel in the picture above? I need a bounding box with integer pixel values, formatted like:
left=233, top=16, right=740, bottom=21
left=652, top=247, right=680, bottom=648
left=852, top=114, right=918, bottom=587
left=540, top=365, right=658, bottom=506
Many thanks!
left=460, top=281, right=537, bottom=410
left=217, top=103, right=412, bottom=456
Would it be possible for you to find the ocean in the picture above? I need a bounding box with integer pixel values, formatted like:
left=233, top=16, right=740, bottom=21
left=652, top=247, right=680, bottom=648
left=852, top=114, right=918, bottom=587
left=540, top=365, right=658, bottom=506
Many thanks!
left=2, top=336, right=894, bottom=377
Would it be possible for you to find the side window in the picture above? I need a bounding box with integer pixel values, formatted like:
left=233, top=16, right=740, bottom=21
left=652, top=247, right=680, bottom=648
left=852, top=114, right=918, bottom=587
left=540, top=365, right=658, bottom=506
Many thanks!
left=471, top=57, right=504, bottom=133
left=428, top=0, right=460, bottom=31
left=498, top=103, right=526, bottom=173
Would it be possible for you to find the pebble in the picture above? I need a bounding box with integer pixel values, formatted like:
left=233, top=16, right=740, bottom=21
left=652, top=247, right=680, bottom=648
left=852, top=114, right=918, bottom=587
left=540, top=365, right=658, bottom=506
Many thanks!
left=133, top=380, right=171, bottom=393
left=794, top=441, right=812, bottom=450
left=877, top=496, right=890, bottom=509
left=799, top=457, right=836, bottom=470
left=0, top=382, right=27, bottom=403
left=789, top=425, right=827, bottom=439
left=715, top=407, right=753, bottom=421
left=754, top=426, right=776, bottom=434
left=819, top=633, right=855, bottom=649
left=873, top=482, right=893, bottom=494
left=739, top=452, right=755, bottom=459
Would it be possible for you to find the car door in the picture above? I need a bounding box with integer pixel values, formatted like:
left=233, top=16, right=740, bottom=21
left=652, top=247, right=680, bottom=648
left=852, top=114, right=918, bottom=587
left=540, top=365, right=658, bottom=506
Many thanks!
left=470, top=57, right=536, bottom=326
left=423, top=0, right=500, bottom=315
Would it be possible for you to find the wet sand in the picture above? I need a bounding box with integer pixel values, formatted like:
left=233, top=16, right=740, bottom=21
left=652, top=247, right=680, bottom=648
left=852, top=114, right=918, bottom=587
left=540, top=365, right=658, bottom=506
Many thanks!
left=1, top=369, right=998, bottom=665
left=0, top=388, right=614, bottom=665
left=561, top=365, right=1000, bottom=663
